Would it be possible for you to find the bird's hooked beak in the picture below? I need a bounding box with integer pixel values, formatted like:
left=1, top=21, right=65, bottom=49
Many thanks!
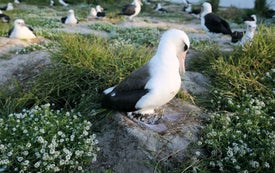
left=178, top=51, right=187, bottom=75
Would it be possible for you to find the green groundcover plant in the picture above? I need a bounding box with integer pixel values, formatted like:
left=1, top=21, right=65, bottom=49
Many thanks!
left=0, top=104, right=99, bottom=172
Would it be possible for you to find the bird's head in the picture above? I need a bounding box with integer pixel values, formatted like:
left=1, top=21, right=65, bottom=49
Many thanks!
left=14, top=19, right=25, bottom=28
left=68, top=9, right=74, bottom=15
left=246, top=21, right=257, bottom=32
left=158, top=29, right=190, bottom=74
left=202, top=2, right=212, bottom=14
left=96, top=5, right=103, bottom=12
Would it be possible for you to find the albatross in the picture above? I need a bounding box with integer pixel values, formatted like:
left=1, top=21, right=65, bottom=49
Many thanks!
left=61, top=9, right=78, bottom=24
left=231, top=14, right=257, bottom=43
left=103, top=29, right=190, bottom=124
left=8, top=19, right=36, bottom=39
left=0, top=10, right=10, bottom=23
left=201, top=2, right=232, bottom=36
left=120, top=0, right=143, bottom=20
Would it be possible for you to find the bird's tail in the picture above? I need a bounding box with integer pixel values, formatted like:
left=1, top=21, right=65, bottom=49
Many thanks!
left=231, top=31, right=245, bottom=43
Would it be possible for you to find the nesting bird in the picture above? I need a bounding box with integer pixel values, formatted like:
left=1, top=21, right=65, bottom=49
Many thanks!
left=103, top=29, right=190, bottom=123
left=0, top=2, right=14, bottom=11
left=120, top=0, right=143, bottom=20
left=61, top=9, right=78, bottom=24
left=8, top=19, right=36, bottom=39
left=95, top=5, right=106, bottom=18
left=0, top=10, right=10, bottom=23
left=201, top=2, right=232, bottom=36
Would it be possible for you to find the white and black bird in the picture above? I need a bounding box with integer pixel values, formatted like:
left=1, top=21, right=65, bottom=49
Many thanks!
left=95, top=5, right=106, bottom=18
left=120, top=0, right=143, bottom=20
left=0, top=10, right=10, bottom=23
left=231, top=14, right=257, bottom=43
left=184, top=3, right=201, bottom=18
left=8, top=19, right=36, bottom=39
left=0, top=2, right=14, bottom=11
left=236, top=21, right=257, bottom=46
left=88, top=7, right=97, bottom=19
left=201, top=2, right=232, bottom=36
left=61, top=9, right=78, bottom=24
left=153, top=3, right=168, bottom=13
left=50, top=0, right=55, bottom=6
left=103, top=29, right=190, bottom=123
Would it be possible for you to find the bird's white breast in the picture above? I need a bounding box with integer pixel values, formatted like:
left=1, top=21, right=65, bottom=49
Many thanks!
left=10, top=27, right=36, bottom=39
left=65, top=15, right=77, bottom=24
left=135, top=54, right=181, bottom=111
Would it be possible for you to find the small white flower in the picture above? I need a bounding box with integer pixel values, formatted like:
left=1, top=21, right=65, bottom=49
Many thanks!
left=34, top=161, right=41, bottom=168
left=250, top=160, right=260, bottom=168
left=195, top=151, right=201, bottom=156
left=40, top=129, right=45, bottom=134
left=264, top=162, right=270, bottom=168
left=16, top=157, right=23, bottom=162
left=234, top=165, right=240, bottom=170
left=22, top=151, right=29, bottom=156
left=26, top=143, right=31, bottom=148
left=77, top=166, right=83, bottom=170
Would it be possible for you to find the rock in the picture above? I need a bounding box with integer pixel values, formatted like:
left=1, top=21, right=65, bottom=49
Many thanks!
left=0, top=50, right=51, bottom=87
left=181, top=71, right=210, bottom=95
left=92, top=98, right=204, bottom=172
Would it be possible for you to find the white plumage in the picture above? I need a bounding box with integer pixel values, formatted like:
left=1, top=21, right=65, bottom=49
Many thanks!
left=59, top=0, right=68, bottom=6
left=239, top=21, right=257, bottom=46
left=62, top=9, right=78, bottom=24
left=9, top=19, right=36, bottom=39
left=103, top=29, right=190, bottom=115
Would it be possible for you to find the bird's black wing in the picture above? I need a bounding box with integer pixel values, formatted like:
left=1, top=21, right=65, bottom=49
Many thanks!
left=7, top=27, right=13, bottom=37
left=97, top=12, right=106, bottom=17
left=27, top=26, right=36, bottom=36
left=205, top=13, right=232, bottom=35
left=121, top=4, right=136, bottom=15
left=102, top=63, right=151, bottom=112
left=0, top=5, right=7, bottom=11
left=0, top=14, right=10, bottom=23
left=61, top=17, right=66, bottom=23
left=231, top=31, right=245, bottom=43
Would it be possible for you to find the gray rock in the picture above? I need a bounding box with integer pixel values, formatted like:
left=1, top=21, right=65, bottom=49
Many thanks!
left=92, top=98, right=204, bottom=172
left=181, top=71, right=210, bottom=95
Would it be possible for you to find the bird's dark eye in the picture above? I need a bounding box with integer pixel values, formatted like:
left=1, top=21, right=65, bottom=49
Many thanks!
left=184, top=44, right=188, bottom=51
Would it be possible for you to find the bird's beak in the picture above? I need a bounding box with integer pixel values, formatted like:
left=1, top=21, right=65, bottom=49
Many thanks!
left=178, top=51, right=187, bottom=75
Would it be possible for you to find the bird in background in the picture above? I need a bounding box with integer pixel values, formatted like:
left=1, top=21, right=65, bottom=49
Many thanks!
left=200, top=2, right=232, bottom=36
left=0, top=2, right=14, bottom=11
left=8, top=19, right=36, bottom=39
left=231, top=14, right=257, bottom=43
left=153, top=3, right=168, bottom=13
left=0, top=10, right=11, bottom=23
left=61, top=9, right=78, bottom=24
left=120, top=0, right=143, bottom=20
left=103, top=29, right=190, bottom=126
left=95, top=5, right=106, bottom=18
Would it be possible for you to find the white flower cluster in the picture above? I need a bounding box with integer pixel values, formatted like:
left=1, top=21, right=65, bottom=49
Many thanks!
left=0, top=104, right=99, bottom=172
left=203, top=95, right=274, bottom=172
